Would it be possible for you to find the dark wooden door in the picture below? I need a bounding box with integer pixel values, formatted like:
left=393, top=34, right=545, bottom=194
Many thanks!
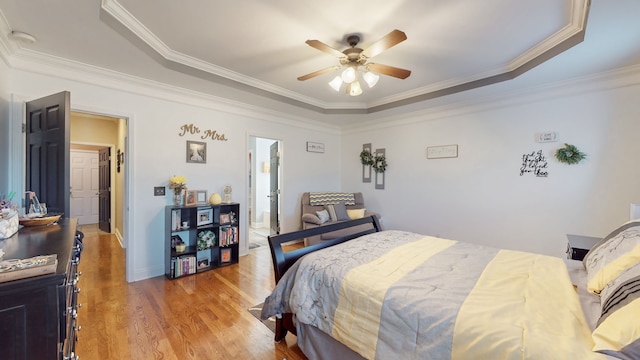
left=98, top=147, right=111, bottom=232
left=269, top=141, right=279, bottom=235
left=25, top=91, right=70, bottom=216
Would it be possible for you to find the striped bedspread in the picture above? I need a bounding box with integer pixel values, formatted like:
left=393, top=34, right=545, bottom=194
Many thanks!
left=262, top=230, right=607, bottom=359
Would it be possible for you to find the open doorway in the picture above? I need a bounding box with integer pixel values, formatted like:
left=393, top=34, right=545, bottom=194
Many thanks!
left=248, top=136, right=281, bottom=249
left=70, top=111, right=127, bottom=246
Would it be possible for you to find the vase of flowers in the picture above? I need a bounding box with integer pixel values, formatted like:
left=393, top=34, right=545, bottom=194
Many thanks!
left=169, top=175, right=188, bottom=206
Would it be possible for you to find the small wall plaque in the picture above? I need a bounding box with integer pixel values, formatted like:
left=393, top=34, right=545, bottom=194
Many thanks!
left=306, top=141, right=324, bottom=153
left=427, top=145, right=458, bottom=159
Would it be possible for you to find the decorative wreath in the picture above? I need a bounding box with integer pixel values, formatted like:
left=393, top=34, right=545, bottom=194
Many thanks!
left=360, top=149, right=374, bottom=166
left=372, top=153, right=387, bottom=173
left=555, top=143, right=586, bottom=165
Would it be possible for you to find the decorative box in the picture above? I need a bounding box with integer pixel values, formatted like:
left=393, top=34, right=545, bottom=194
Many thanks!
left=0, top=210, right=19, bottom=239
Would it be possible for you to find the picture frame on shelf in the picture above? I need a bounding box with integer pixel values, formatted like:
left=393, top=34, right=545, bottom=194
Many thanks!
left=197, top=208, right=214, bottom=226
left=186, top=140, right=206, bottom=164
left=220, top=213, right=231, bottom=224
left=185, top=190, right=197, bottom=206
left=197, top=258, right=210, bottom=270
left=195, top=190, right=208, bottom=205
left=196, top=249, right=212, bottom=271
left=221, top=248, right=232, bottom=263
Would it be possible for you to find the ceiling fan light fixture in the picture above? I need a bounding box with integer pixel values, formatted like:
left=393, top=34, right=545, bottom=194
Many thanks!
left=341, top=66, right=356, bottom=84
left=328, top=76, right=343, bottom=92
left=299, top=29, right=410, bottom=97
left=348, top=81, right=363, bottom=96
left=363, top=71, right=379, bottom=88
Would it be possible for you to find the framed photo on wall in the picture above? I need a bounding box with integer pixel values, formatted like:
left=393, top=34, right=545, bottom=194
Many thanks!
left=186, top=140, right=206, bottom=164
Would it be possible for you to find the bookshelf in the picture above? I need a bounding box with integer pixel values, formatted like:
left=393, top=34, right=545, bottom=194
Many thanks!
left=165, top=203, right=240, bottom=279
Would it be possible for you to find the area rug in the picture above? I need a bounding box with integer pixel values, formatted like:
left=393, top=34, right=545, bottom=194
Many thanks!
left=248, top=303, right=276, bottom=333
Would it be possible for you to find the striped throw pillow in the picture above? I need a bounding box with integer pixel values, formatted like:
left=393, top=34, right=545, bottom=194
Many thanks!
left=583, top=220, right=640, bottom=294
left=592, top=262, right=640, bottom=358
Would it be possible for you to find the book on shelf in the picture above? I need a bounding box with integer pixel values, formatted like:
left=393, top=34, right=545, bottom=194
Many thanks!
left=0, top=254, right=58, bottom=283
left=171, top=255, right=196, bottom=278
left=171, top=209, right=182, bottom=231
left=220, top=226, right=238, bottom=247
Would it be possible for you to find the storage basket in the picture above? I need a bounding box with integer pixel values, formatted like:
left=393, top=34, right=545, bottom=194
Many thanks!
left=0, top=210, right=19, bottom=239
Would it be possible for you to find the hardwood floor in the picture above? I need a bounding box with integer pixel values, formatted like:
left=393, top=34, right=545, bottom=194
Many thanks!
left=75, top=224, right=307, bottom=360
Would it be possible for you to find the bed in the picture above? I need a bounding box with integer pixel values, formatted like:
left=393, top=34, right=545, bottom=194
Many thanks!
left=261, top=216, right=640, bottom=359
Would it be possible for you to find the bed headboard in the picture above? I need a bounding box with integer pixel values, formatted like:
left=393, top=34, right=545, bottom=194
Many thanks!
left=267, top=215, right=382, bottom=283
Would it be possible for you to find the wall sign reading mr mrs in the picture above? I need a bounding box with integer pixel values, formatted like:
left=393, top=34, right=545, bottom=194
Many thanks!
left=178, top=123, right=228, bottom=141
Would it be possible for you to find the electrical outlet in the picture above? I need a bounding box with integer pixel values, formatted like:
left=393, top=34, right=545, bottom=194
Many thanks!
left=154, top=186, right=166, bottom=196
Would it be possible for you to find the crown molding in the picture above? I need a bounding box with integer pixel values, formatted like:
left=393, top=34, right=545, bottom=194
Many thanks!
left=102, top=0, right=590, bottom=114
left=0, top=44, right=341, bottom=134
left=343, top=63, right=640, bottom=134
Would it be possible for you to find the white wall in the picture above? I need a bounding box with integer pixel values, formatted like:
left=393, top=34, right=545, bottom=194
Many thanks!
left=6, top=68, right=342, bottom=281
left=0, top=58, right=9, bottom=192
left=342, top=71, right=640, bottom=257
left=5, top=61, right=639, bottom=282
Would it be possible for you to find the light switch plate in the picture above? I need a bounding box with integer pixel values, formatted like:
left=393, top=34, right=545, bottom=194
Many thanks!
left=154, top=186, right=166, bottom=196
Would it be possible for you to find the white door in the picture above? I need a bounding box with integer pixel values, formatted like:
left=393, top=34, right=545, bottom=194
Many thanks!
left=70, top=150, right=99, bottom=224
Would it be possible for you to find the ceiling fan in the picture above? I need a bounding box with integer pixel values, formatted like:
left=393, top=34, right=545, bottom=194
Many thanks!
left=298, top=29, right=412, bottom=96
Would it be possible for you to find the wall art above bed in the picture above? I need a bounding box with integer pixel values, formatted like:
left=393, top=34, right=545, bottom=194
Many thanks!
left=520, top=150, right=549, bottom=177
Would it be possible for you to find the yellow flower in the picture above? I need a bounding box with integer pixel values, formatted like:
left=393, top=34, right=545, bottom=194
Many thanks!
left=169, top=175, right=187, bottom=191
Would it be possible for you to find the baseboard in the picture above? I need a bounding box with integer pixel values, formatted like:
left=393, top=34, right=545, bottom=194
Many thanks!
left=115, top=228, right=125, bottom=248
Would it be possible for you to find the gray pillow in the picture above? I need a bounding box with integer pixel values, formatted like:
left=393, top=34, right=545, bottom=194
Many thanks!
left=325, top=203, right=350, bottom=221
left=302, top=213, right=322, bottom=225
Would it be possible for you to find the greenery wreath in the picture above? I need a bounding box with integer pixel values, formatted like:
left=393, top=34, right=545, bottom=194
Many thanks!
left=555, top=143, right=586, bottom=165
left=359, top=149, right=374, bottom=166
left=372, top=153, right=387, bottom=173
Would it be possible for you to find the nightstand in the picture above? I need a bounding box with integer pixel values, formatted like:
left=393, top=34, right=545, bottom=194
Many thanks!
left=566, top=234, right=601, bottom=261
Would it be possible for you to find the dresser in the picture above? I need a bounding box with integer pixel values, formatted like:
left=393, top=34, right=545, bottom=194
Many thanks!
left=0, top=218, right=82, bottom=360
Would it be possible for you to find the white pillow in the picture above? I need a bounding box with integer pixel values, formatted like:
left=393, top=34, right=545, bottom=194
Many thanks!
left=316, top=209, right=330, bottom=224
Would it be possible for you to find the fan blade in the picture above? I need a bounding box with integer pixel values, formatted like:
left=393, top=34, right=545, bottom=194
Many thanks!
left=362, top=30, right=407, bottom=58
left=305, top=40, right=347, bottom=59
left=297, top=66, right=341, bottom=81
left=367, top=63, right=411, bottom=79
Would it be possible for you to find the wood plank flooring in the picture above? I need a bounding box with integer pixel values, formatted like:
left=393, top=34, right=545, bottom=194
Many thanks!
left=75, top=225, right=307, bottom=360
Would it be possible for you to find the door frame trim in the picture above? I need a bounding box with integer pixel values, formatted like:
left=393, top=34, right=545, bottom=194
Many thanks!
left=71, top=106, right=133, bottom=283
left=246, top=133, right=283, bottom=255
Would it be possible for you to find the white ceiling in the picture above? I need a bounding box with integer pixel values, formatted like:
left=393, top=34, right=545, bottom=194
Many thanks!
left=1, top=0, right=639, bottom=127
